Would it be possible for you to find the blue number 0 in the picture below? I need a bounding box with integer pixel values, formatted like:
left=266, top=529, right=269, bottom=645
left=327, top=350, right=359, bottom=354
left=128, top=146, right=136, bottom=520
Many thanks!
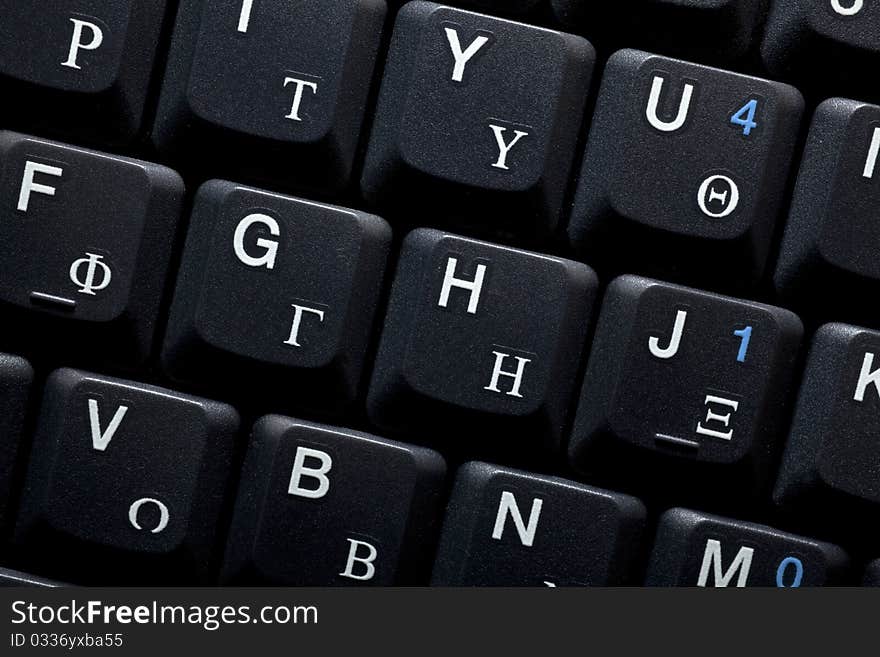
left=731, top=99, right=759, bottom=136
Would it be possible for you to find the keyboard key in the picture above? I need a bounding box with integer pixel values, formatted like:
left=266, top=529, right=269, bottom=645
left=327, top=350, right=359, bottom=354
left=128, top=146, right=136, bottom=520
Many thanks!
left=863, top=559, right=880, bottom=586
left=0, top=354, right=33, bottom=532
left=152, top=0, right=386, bottom=194
left=0, top=568, right=62, bottom=587
left=774, top=323, right=880, bottom=529
left=361, top=1, right=594, bottom=240
left=567, top=49, right=804, bottom=290
left=0, top=1, right=170, bottom=145
left=14, top=369, right=239, bottom=584
left=162, top=181, right=391, bottom=414
left=0, top=132, right=184, bottom=368
left=430, top=0, right=545, bottom=16
left=645, top=508, right=850, bottom=586
left=775, top=98, right=880, bottom=323
left=367, top=229, right=597, bottom=460
left=762, top=0, right=880, bottom=99
left=430, top=462, right=646, bottom=586
left=221, top=416, right=446, bottom=585
left=552, top=0, right=766, bottom=65
left=569, top=276, right=803, bottom=505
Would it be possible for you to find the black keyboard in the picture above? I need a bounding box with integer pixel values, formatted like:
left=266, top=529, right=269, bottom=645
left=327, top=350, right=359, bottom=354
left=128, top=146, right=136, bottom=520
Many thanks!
left=1, top=0, right=880, bottom=588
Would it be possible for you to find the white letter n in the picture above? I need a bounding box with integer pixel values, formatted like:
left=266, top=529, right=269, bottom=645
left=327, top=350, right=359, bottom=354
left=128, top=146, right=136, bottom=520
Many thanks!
left=492, top=491, right=543, bottom=547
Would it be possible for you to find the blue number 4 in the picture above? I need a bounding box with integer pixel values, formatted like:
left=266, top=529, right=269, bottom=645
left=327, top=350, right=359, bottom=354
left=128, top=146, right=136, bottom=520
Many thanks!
left=731, top=99, right=759, bottom=136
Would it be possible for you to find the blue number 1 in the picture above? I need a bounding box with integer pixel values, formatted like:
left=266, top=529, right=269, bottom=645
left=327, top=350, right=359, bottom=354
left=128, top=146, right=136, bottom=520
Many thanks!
left=734, top=326, right=752, bottom=363
left=731, top=99, right=759, bottom=136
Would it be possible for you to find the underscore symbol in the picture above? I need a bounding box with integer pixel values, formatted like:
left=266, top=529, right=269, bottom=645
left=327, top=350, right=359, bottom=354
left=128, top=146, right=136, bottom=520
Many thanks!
left=69, top=253, right=112, bottom=296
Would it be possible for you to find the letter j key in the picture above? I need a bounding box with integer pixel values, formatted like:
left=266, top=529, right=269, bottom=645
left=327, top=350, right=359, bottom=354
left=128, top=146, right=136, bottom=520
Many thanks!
left=568, top=50, right=804, bottom=290
left=569, top=276, right=803, bottom=507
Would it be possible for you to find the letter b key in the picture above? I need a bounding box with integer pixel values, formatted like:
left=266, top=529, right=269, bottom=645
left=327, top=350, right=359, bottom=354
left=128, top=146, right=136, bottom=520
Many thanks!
left=221, top=418, right=446, bottom=585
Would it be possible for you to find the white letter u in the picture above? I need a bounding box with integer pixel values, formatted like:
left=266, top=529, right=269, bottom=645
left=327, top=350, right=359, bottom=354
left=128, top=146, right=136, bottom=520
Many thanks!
left=831, top=0, right=864, bottom=16
left=646, top=75, right=694, bottom=133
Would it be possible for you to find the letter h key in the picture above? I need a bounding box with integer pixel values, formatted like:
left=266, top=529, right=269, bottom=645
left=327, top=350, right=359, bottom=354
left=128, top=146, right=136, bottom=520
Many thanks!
left=367, top=229, right=598, bottom=460
left=569, top=276, right=803, bottom=506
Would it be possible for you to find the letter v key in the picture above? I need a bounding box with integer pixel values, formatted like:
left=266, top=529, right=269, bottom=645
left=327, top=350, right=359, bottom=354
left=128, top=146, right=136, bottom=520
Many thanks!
left=88, top=399, right=129, bottom=451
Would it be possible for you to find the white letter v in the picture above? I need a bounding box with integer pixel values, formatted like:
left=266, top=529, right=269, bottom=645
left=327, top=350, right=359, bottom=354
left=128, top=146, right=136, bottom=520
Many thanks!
left=88, top=399, right=128, bottom=451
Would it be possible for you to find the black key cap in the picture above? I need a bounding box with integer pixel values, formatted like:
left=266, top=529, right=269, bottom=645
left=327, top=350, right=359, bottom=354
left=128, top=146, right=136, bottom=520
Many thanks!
left=0, top=354, right=33, bottom=532
left=221, top=416, right=446, bottom=585
left=360, top=2, right=594, bottom=241
left=162, top=181, right=391, bottom=414
left=762, top=0, right=880, bottom=100
left=152, top=0, right=386, bottom=194
left=14, top=369, right=238, bottom=584
left=774, top=323, right=880, bottom=532
left=775, top=99, right=880, bottom=324
left=645, top=508, right=850, bottom=586
left=425, top=0, right=545, bottom=16
left=551, top=0, right=767, bottom=65
left=567, top=49, right=804, bottom=290
left=0, top=1, right=170, bottom=145
left=863, top=559, right=880, bottom=586
left=569, top=276, right=803, bottom=505
left=366, top=229, right=597, bottom=460
left=0, top=568, right=62, bottom=587
left=430, top=462, right=646, bottom=586
left=0, top=132, right=183, bottom=368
